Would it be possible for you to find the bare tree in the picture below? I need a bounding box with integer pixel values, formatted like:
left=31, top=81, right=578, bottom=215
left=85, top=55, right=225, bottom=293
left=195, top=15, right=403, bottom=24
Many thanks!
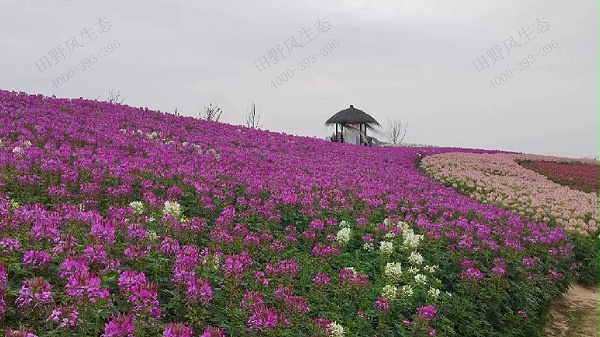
left=106, top=89, right=125, bottom=104
left=245, top=102, right=261, bottom=129
left=387, top=117, right=408, bottom=145
left=199, top=102, right=223, bottom=122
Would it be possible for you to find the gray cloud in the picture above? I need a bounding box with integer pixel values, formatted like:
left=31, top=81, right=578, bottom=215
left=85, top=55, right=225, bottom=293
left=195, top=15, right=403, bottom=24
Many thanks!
left=0, top=0, right=597, bottom=158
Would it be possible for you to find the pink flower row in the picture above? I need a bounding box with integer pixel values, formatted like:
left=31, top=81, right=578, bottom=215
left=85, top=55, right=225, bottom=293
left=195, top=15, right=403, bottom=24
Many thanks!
left=421, top=152, right=599, bottom=233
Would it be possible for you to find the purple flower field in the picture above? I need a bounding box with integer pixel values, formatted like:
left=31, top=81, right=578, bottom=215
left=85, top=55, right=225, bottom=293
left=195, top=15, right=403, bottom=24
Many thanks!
left=0, top=90, right=578, bottom=336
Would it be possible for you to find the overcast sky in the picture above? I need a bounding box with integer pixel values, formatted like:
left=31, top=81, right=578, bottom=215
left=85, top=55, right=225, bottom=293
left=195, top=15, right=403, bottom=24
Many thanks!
left=1, top=0, right=598, bottom=158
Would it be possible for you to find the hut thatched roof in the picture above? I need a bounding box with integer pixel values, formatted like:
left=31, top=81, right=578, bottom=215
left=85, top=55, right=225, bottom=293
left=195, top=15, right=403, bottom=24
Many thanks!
left=325, top=105, right=381, bottom=129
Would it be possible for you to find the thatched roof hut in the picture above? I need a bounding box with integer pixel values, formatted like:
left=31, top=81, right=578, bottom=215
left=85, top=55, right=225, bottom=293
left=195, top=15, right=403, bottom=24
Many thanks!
left=325, top=105, right=380, bottom=145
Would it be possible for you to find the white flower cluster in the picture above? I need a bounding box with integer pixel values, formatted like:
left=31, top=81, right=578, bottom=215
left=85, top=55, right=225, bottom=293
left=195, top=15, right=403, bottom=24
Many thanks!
left=147, top=230, right=158, bottom=241
left=409, top=266, right=421, bottom=274
left=9, top=199, right=20, bottom=210
left=402, top=228, right=424, bottom=250
left=383, top=232, right=396, bottom=239
left=146, top=131, right=159, bottom=139
left=381, top=284, right=398, bottom=300
left=207, top=148, right=220, bottom=160
left=329, top=321, right=345, bottom=337
left=339, top=220, right=350, bottom=228
left=380, top=219, right=442, bottom=308
left=163, top=200, right=182, bottom=217
left=377, top=217, right=446, bottom=307
left=205, top=254, right=221, bottom=270
left=336, top=227, right=351, bottom=244
left=187, top=143, right=204, bottom=154
left=399, top=284, right=414, bottom=297
left=379, top=241, right=394, bottom=255
left=408, top=251, right=424, bottom=265
left=129, top=201, right=145, bottom=216
left=384, top=262, right=403, bottom=282
left=396, top=220, right=410, bottom=232
left=414, top=273, right=427, bottom=284
left=363, top=242, right=374, bottom=251
left=428, top=287, right=441, bottom=299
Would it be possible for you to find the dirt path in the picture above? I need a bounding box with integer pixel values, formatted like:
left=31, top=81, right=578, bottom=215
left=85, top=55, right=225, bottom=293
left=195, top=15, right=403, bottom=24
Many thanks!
left=545, top=284, right=599, bottom=337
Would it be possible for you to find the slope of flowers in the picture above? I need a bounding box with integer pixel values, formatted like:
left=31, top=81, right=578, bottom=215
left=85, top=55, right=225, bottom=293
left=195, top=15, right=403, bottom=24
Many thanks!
left=0, top=90, right=574, bottom=336
left=519, top=160, right=599, bottom=195
left=420, top=152, right=599, bottom=234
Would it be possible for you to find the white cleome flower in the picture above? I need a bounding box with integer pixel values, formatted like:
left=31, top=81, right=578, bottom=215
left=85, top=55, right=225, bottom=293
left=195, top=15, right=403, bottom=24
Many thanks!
left=383, top=232, right=396, bottom=239
left=9, top=199, right=20, bottom=210
left=379, top=241, right=394, bottom=255
left=12, top=146, right=22, bottom=153
left=396, top=221, right=410, bottom=232
left=147, top=230, right=158, bottom=241
left=329, top=321, right=345, bottom=337
left=339, top=220, right=350, bottom=228
left=428, top=287, right=441, bottom=299
left=206, top=254, right=221, bottom=270
left=414, top=273, right=427, bottom=284
left=407, top=266, right=419, bottom=274
left=384, top=262, right=403, bottom=281
left=403, top=231, right=424, bottom=250
left=163, top=200, right=182, bottom=217
left=399, top=285, right=414, bottom=298
left=129, top=201, right=145, bottom=215
left=381, top=285, right=398, bottom=300
left=363, top=242, right=374, bottom=251
left=424, top=265, right=438, bottom=273
left=336, top=227, right=351, bottom=244
left=408, top=251, right=424, bottom=265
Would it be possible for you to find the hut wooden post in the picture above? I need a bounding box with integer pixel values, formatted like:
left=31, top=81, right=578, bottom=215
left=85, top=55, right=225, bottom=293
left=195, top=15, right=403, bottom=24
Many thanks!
left=360, top=124, right=364, bottom=145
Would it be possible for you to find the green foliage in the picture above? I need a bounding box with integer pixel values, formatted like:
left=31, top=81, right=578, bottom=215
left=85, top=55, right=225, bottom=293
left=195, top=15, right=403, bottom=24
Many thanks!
left=568, top=230, right=600, bottom=286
